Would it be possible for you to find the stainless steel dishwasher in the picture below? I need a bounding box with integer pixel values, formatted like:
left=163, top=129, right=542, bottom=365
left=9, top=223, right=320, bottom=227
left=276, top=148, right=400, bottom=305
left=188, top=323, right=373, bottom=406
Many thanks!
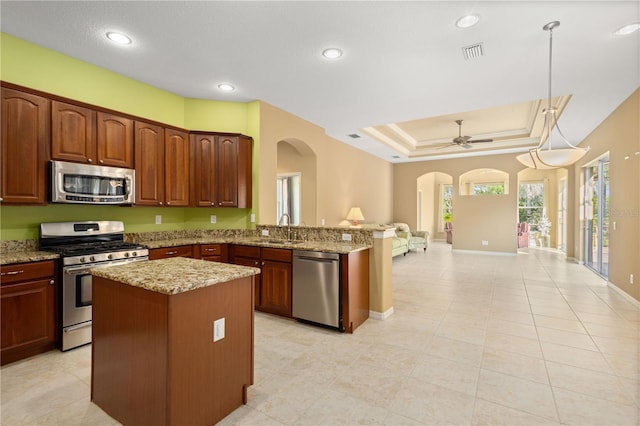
left=292, top=250, right=342, bottom=330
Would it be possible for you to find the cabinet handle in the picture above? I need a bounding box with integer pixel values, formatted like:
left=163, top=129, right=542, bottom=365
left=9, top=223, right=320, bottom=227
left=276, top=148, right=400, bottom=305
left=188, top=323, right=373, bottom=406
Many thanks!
left=211, top=203, right=214, bottom=206
left=87, top=158, right=93, bottom=163
left=49, top=280, right=55, bottom=285
left=1, top=270, right=24, bottom=276
left=205, top=248, right=214, bottom=252
left=167, top=202, right=171, bottom=205
left=166, top=251, right=178, bottom=255
left=159, top=202, right=163, bottom=206
left=99, top=159, right=104, bottom=164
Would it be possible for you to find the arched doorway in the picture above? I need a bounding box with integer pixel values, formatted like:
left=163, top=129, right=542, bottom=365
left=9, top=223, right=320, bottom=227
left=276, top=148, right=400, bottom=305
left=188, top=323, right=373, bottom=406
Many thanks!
left=417, top=172, right=453, bottom=242
left=276, top=139, right=317, bottom=225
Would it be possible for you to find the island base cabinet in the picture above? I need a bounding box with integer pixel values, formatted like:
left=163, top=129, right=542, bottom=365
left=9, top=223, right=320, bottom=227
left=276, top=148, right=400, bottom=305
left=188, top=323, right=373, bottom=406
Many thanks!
left=91, top=275, right=254, bottom=426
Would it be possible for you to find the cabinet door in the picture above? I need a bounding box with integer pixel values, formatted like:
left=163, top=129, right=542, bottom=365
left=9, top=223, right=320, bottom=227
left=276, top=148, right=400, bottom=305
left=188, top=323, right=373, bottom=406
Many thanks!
left=1, top=88, right=49, bottom=205
left=97, top=112, right=133, bottom=168
left=1, top=278, right=56, bottom=365
left=134, top=121, right=164, bottom=206
left=216, top=136, right=238, bottom=207
left=190, top=134, right=217, bottom=207
left=164, top=129, right=189, bottom=207
left=236, top=136, right=253, bottom=208
left=260, top=260, right=292, bottom=317
left=51, top=100, right=96, bottom=164
left=231, top=256, right=261, bottom=308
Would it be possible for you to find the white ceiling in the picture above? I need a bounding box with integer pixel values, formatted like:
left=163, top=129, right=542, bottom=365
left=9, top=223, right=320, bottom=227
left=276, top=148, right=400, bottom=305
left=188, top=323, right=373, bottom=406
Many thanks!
left=2, top=1, right=638, bottom=163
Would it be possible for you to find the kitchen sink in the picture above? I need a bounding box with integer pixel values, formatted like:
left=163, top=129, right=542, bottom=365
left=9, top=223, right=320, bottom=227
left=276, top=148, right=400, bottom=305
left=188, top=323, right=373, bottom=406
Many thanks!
left=264, top=239, right=304, bottom=245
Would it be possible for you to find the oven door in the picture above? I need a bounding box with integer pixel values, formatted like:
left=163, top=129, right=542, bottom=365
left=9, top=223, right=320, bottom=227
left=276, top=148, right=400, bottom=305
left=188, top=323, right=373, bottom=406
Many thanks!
left=62, top=257, right=147, bottom=351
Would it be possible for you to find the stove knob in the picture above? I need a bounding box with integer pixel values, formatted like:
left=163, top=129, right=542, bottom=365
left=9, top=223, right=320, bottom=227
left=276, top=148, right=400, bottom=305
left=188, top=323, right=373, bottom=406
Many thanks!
left=124, top=252, right=130, bottom=258
left=132, top=252, right=137, bottom=257
left=90, top=256, right=95, bottom=262
left=107, top=254, right=113, bottom=260
left=80, top=257, right=85, bottom=263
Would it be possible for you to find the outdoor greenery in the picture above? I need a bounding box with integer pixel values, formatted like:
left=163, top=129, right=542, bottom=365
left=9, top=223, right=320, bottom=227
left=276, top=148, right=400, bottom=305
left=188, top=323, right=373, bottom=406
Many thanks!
left=519, top=182, right=545, bottom=228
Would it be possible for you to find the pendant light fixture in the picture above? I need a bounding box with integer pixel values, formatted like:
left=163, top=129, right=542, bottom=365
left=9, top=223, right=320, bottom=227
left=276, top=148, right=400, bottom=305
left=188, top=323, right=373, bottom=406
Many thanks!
left=517, top=21, right=589, bottom=169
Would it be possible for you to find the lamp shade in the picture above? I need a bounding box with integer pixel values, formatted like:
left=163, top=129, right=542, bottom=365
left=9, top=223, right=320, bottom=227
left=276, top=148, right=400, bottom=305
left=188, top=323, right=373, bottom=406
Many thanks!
left=346, top=207, right=365, bottom=221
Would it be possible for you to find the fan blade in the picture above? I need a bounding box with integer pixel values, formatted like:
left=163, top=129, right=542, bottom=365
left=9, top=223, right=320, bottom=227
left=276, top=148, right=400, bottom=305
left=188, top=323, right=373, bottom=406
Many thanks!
left=462, top=143, right=473, bottom=149
left=468, top=138, right=493, bottom=143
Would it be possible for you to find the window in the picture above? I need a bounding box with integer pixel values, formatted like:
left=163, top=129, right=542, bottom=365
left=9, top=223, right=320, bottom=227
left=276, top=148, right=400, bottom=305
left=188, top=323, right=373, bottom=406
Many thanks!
left=276, top=173, right=301, bottom=225
left=473, top=182, right=505, bottom=195
left=440, top=184, right=453, bottom=231
left=518, top=182, right=545, bottom=225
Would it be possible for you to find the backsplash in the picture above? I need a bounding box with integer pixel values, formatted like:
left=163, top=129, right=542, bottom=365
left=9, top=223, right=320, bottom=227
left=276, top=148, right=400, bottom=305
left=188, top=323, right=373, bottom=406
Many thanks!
left=255, top=225, right=375, bottom=245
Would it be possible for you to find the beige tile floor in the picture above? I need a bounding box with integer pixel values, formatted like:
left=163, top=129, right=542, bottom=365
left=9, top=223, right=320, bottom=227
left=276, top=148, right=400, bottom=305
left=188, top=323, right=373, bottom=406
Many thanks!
left=2, top=242, right=639, bottom=425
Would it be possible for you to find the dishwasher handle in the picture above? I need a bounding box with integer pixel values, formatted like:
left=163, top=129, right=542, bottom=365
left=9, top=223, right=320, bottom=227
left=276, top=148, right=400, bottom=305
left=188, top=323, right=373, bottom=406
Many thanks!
left=295, top=256, right=338, bottom=264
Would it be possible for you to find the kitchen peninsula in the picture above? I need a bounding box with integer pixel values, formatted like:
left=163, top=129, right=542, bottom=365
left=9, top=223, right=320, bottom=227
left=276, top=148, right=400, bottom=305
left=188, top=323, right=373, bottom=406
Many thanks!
left=90, top=257, right=260, bottom=426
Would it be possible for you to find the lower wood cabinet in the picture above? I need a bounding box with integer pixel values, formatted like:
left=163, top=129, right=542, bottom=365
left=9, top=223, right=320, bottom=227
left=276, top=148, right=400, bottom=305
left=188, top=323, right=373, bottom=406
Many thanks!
left=198, top=243, right=227, bottom=263
left=149, top=245, right=194, bottom=260
left=259, top=248, right=292, bottom=317
left=1, top=260, right=57, bottom=365
left=228, top=245, right=262, bottom=309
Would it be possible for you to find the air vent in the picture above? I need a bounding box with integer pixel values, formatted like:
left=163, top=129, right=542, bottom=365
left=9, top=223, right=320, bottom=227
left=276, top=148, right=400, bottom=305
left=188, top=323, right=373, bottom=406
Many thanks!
left=347, top=133, right=361, bottom=139
left=462, top=42, right=484, bottom=60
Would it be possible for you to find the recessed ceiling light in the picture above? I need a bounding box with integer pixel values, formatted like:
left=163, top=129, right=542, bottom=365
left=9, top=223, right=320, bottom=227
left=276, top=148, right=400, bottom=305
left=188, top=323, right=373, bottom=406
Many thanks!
left=322, top=48, right=343, bottom=59
left=456, top=14, right=480, bottom=29
left=217, top=83, right=235, bottom=92
left=106, top=32, right=132, bottom=45
left=614, top=22, right=640, bottom=36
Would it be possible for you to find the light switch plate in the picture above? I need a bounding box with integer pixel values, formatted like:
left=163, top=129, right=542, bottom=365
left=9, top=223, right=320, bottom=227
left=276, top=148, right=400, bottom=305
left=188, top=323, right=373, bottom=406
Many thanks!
left=250, top=214, right=256, bottom=223
left=342, top=233, right=352, bottom=241
left=210, top=215, right=217, bottom=224
left=155, top=215, right=162, bottom=225
left=213, top=318, right=225, bottom=342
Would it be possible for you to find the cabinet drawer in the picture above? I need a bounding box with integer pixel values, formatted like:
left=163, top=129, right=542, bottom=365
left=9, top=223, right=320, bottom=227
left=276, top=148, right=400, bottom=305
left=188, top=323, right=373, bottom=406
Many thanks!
left=200, top=244, right=222, bottom=256
left=261, top=248, right=292, bottom=263
left=231, top=245, right=260, bottom=259
left=1, top=260, right=56, bottom=285
left=149, top=245, right=193, bottom=260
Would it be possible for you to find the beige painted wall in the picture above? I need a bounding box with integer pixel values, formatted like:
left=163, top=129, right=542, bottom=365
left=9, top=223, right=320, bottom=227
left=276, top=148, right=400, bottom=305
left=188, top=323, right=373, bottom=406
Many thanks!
left=572, top=88, right=640, bottom=301
left=259, top=102, right=393, bottom=226
left=395, top=154, right=524, bottom=253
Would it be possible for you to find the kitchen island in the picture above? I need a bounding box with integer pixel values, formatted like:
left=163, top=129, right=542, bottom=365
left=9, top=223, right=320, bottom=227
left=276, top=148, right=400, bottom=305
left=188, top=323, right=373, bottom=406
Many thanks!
left=90, top=257, right=260, bottom=426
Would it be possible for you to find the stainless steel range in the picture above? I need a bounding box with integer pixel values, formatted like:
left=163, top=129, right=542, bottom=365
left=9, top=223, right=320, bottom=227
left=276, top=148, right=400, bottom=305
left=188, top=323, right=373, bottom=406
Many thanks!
left=40, top=221, right=148, bottom=351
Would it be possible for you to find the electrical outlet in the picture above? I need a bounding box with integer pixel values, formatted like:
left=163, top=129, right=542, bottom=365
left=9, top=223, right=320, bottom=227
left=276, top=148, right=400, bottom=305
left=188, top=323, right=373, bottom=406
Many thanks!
left=250, top=214, right=256, bottom=223
left=210, top=215, right=217, bottom=224
left=213, top=318, right=225, bottom=342
left=261, top=229, right=269, bottom=236
left=321, top=218, right=325, bottom=226
left=342, top=233, right=352, bottom=241
left=631, top=274, right=635, bottom=284
left=482, top=240, right=489, bottom=246
left=155, top=215, right=162, bottom=225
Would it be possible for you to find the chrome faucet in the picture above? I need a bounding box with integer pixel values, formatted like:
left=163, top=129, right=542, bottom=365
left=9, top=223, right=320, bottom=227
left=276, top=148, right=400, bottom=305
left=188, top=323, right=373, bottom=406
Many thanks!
left=278, top=213, right=292, bottom=240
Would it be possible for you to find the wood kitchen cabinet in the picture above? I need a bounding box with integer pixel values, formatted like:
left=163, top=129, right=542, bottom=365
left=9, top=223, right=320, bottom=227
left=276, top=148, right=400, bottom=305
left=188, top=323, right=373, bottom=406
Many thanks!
left=1, top=260, right=58, bottom=365
left=190, top=133, right=252, bottom=208
left=260, top=248, right=292, bottom=317
left=198, top=243, right=227, bottom=263
left=229, top=245, right=291, bottom=315
left=52, top=101, right=133, bottom=168
left=149, top=245, right=194, bottom=260
left=340, top=249, right=370, bottom=333
left=134, top=121, right=164, bottom=206
left=164, top=129, right=190, bottom=207
left=96, top=112, right=133, bottom=168
left=229, top=245, right=262, bottom=308
left=134, top=124, right=189, bottom=207
left=0, top=87, right=50, bottom=205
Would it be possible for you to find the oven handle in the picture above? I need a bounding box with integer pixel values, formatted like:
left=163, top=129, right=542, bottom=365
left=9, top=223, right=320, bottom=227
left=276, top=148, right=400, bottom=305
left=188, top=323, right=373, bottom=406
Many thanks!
left=64, top=257, right=148, bottom=275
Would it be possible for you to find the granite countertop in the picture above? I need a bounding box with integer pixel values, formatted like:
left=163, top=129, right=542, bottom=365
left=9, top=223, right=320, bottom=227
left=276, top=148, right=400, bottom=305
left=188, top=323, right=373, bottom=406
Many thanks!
left=91, top=257, right=260, bottom=295
left=144, top=237, right=370, bottom=254
left=1, top=250, right=60, bottom=266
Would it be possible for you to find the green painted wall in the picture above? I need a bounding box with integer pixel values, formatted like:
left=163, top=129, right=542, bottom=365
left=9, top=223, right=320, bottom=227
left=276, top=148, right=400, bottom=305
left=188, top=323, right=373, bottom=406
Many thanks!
left=0, top=33, right=260, bottom=241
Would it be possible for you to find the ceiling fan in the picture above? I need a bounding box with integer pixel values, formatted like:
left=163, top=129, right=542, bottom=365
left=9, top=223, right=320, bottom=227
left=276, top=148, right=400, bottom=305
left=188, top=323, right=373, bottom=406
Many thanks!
left=430, top=119, right=494, bottom=149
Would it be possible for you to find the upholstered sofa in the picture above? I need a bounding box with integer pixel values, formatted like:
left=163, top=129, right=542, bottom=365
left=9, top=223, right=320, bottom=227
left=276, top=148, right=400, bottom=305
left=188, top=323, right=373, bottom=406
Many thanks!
left=391, top=223, right=429, bottom=257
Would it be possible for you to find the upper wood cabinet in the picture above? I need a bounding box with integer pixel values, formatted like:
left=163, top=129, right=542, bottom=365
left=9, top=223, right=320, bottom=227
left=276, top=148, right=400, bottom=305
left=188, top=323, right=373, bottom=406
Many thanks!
left=52, top=101, right=133, bottom=168
left=96, top=112, right=133, bottom=168
left=51, top=100, right=96, bottom=164
left=1, top=88, right=50, bottom=205
left=164, top=129, right=189, bottom=207
left=134, top=124, right=189, bottom=207
left=134, top=121, right=164, bottom=206
left=190, top=133, right=252, bottom=208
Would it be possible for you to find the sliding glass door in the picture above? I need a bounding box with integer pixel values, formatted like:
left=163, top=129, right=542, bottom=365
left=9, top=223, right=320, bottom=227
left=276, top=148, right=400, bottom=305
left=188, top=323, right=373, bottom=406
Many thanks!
left=584, top=158, right=610, bottom=277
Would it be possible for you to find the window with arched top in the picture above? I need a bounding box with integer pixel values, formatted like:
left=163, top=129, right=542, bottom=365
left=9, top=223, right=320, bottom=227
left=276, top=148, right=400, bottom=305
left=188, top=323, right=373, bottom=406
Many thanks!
left=459, top=168, right=509, bottom=196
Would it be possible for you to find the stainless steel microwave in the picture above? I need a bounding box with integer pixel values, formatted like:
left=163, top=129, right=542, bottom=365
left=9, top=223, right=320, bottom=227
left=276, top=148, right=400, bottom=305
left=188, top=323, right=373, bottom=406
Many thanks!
left=50, top=160, right=135, bottom=205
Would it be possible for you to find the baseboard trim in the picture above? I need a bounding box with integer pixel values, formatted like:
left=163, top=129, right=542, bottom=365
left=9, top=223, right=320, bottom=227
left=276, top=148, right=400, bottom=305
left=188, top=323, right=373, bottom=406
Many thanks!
left=607, top=281, right=640, bottom=309
left=369, top=307, right=394, bottom=320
